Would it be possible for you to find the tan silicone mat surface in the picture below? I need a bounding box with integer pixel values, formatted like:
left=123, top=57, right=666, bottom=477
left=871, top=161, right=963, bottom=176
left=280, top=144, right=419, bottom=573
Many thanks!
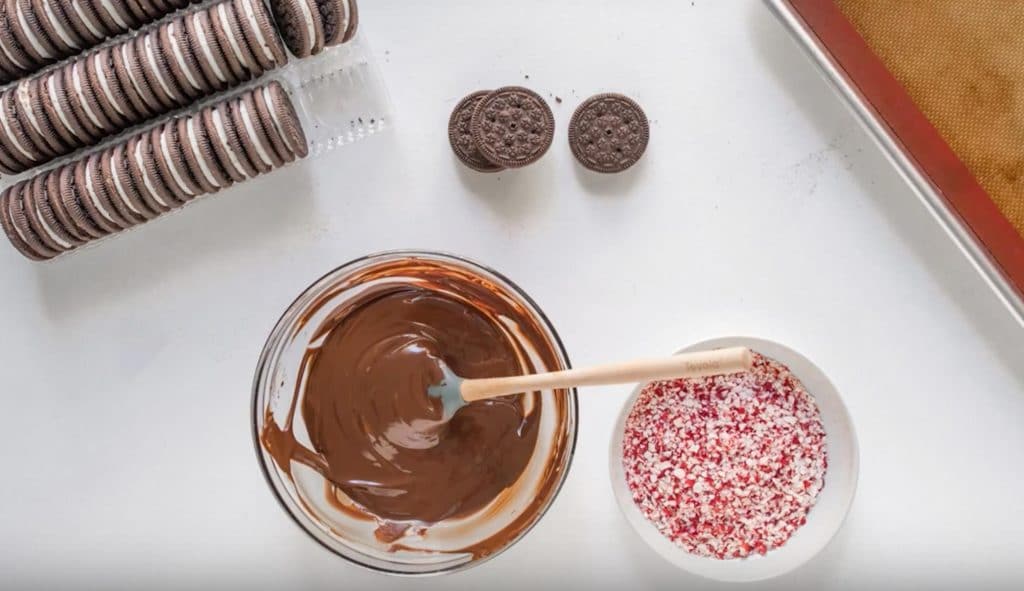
left=835, top=0, right=1024, bottom=239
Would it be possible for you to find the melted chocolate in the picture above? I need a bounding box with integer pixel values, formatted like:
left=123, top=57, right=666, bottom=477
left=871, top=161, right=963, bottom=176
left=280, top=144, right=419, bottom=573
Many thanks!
left=260, top=258, right=571, bottom=552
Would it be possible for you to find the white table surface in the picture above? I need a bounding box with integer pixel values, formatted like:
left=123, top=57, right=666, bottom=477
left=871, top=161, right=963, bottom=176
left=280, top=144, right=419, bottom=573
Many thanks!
left=2, top=1, right=1023, bottom=589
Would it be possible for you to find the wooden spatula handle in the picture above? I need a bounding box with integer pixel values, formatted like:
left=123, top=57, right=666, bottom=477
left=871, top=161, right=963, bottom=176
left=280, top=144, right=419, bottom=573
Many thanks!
left=460, top=346, right=754, bottom=402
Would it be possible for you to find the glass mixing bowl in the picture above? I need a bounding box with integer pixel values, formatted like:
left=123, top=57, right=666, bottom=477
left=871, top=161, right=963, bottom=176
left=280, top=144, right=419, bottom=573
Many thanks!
left=252, top=251, right=578, bottom=575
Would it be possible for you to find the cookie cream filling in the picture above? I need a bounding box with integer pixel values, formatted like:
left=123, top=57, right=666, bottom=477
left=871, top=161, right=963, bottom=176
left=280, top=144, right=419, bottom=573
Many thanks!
left=144, top=34, right=179, bottom=102
left=98, top=0, right=129, bottom=30
left=187, top=118, right=222, bottom=188
left=67, top=1, right=103, bottom=40
left=0, top=95, right=35, bottom=160
left=17, top=81, right=48, bottom=141
left=72, top=62, right=103, bottom=128
left=192, top=13, right=227, bottom=83
left=94, top=53, right=126, bottom=116
left=217, top=4, right=251, bottom=70
left=84, top=159, right=117, bottom=223
left=47, top=74, right=82, bottom=140
left=41, top=0, right=79, bottom=49
left=121, top=44, right=152, bottom=111
left=238, top=102, right=274, bottom=167
left=240, top=0, right=277, bottom=63
left=16, top=0, right=54, bottom=59
left=262, top=87, right=296, bottom=154
left=295, top=0, right=319, bottom=51
left=7, top=192, right=36, bottom=246
left=211, top=109, right=249, bottom=178
left=31, top=192, right=72, bottom=249
left=134, top=141, right=170, bottom=208
left=160, top=131, right=195, bottom=196
left=111, top=153, right=144, bottom=215
left=167, top=24, right=201, bottom=92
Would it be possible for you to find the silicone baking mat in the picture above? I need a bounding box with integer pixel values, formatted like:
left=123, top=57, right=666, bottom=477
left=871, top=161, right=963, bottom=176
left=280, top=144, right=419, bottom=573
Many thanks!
left=772, top=0, right=1024, bottom=323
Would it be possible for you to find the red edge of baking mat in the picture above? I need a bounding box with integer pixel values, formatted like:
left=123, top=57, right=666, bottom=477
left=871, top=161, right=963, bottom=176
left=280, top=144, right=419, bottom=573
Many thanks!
left=785, top=0, right=1024, bottom=300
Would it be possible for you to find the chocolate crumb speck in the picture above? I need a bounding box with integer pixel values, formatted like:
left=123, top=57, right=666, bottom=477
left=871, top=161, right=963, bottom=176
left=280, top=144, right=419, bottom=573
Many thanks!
left=555, top=96, right=563, bottom=104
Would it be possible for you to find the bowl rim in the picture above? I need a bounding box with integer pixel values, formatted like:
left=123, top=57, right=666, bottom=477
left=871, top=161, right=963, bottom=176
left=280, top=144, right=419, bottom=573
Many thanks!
left=250, top=249, right=580, bottom=576
left=608, top=335, right=860, bottom=582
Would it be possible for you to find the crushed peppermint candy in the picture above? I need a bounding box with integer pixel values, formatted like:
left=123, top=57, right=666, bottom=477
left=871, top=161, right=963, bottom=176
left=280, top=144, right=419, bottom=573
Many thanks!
left=622, top=351, right=827, bottom=560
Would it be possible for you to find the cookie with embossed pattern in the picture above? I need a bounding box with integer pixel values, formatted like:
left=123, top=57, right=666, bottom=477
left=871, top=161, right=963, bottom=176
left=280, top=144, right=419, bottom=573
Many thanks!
left=471, top=86, right=554, bottom=169
left=568, top=93, right=649, bottom=173
left=449, top=90, right=502, bottom=173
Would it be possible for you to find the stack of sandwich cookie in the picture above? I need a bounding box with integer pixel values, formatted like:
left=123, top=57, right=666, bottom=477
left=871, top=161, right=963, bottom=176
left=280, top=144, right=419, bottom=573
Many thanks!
left=448, top=86, right=555, bottom=172
left=270, top=0, right=358, bottom=58
left=0, top=81, right=308, bottom=260
left=0, top=0, right=288, bottom=175
left=0, top=0, right=201, bottom=85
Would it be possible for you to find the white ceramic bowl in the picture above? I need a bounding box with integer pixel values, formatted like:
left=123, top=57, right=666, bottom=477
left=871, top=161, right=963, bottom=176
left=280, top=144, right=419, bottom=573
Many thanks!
left=609, top=336, right=859, bottom=583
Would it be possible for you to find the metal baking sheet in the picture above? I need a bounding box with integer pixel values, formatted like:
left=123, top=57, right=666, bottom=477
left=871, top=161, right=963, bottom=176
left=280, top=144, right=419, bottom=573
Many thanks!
left=764, top=0, right=1024, bottom=327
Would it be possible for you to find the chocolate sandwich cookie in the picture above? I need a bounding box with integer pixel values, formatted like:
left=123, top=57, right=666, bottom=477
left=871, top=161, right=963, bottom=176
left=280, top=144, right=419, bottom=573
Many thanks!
left=146, top=30, right=189, bottom=105
left=10, top=180, right=62, bottom=258
left=471, top=86, right=554, bottom=169
left=143, top=0, right=175, bottom=17
left=0, top=89, right=41, bottom=168
left=93, top=147, right=148, bottom=228
left=234, top=0, right=287, bottom=70
left=88, top=0, right=134, bottom=34
left=271, top=0, right=322, bottom=58
left=568, top=93, right=650, bottom=173
left=75, top=156, right=127, bottom=233
left=64, top=0, right=107, bottom=44
left=57, top=163, right=106, bottom=239
left=177, top=115, right=228, bottom=193
left=65, top=59, right=112, bottom=139
left=135, top=34, right=180, bottom=110
left=24, top=173, right=75, bottom=253
left=14, top=80, right=62, bottom=158
left=147, top=126, right=190, bottom=203
left=230, top=96, right=277, bottom=173
left=0, top=136, right=22, bottom=174
left=126, top=135, right=176, bottom=214
left=253, top=85, right=295, bottom=164
left=220, top=100, right=263, bottom=176
left=0, top=4, right=33, bottom=75
left=0, top=39, right=18, bottom=83
left=0, top=182, right=54, bottom=260
left=11, top=0, right=56, bottom=63
left=89, top=49, right=132, bottom=126
left=449, top=90, right=502, bottom=173
left=36, top=0, right=84, bottom=55
left=73, top=56, right=117, bottom=135
left=26, top=77, right=71, bottom=154
left=38, top=171, right=88, bottom=247
left=264, top=81, right=308, bottom=158
left=204, top=104, right=254, bottom=181
left=210, top=1, right=252, bottom=82
left=317, top=0, right=350, bottom=47
left=152, top=123, right=201, bottom=201
left=129, top=0, right=160, bottom=20
left=101, top=145, right=153, bottom=224
left=44, top=70, right=90, bottom=145
left=124, top=38, right=165, bottom=115
left=113, top=39, right=156, bottom=119
left=185, top=10, right=230, bottom=91
left=342, top=0, right=358, bottom=43
left=46, top=166, right=93, bottom=242
left=160, top=20, right=207, bottom=100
